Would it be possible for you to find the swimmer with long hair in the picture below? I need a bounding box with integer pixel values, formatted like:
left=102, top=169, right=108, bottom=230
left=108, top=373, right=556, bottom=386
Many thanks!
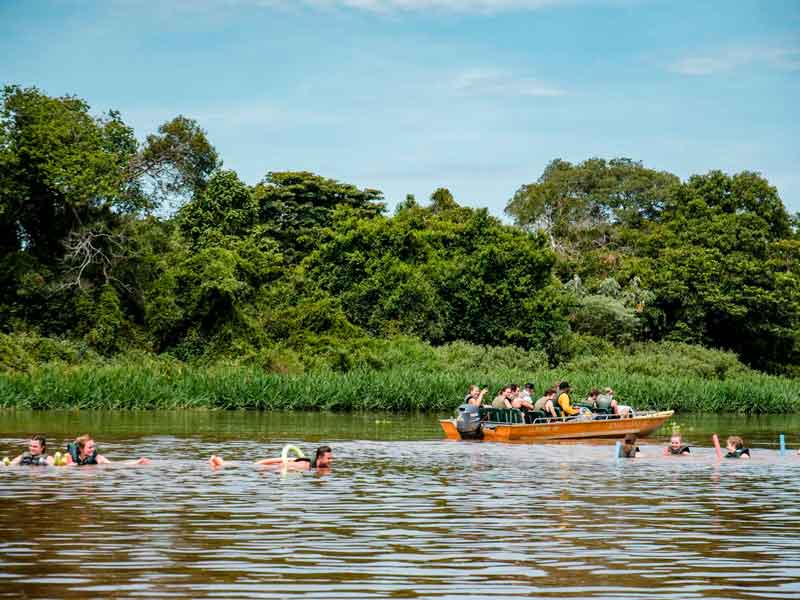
left=209, top=446, right=333, bottom=470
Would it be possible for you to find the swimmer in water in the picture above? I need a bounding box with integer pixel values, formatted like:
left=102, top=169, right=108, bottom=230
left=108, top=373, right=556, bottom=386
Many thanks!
left=209, top=446, right=333, bottom=471
left=9, top=434, right=54, bottom=466
left=663, top=434, right=691, bottom=456
left=724, top=436, right=750, bottom=459
left=620, top=433, right=641, bottom=458
left=64, top=434, right=151, bottom=466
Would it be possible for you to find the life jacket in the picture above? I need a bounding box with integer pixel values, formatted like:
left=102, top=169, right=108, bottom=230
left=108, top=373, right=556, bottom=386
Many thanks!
left=725, top=448, right=750, bottom=459
left=621, top=445, right=639, bottom=458
left=595, top=394, right=614, bottom=411
left=67, top=442, right=98, bottom=465
left=668, top=445, right=691, bottom=455
left=19, top=452, right=49, bottom=466
left=557, top=391, right=577, bottom=416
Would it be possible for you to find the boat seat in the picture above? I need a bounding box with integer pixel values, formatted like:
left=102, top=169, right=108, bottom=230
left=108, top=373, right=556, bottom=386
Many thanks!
left=479, top=407, right=524, bottom=424
left=576, top=402, right=614, bottom=415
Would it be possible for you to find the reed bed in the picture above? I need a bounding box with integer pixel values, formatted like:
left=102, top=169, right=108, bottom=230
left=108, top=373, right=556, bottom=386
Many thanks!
left=0, top=360, right=797, bottom=414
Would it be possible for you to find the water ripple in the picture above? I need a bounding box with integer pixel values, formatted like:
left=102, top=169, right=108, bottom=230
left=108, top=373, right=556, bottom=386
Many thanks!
left=1, top=437, right=799, bottom=599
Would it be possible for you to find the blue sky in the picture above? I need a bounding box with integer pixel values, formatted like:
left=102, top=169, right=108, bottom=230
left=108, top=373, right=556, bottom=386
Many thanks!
left=2, top=0, right=799, bottom=215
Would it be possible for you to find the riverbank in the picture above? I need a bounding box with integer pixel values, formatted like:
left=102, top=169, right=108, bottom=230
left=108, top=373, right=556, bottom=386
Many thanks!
left=1, top=357, right=798, bottom=413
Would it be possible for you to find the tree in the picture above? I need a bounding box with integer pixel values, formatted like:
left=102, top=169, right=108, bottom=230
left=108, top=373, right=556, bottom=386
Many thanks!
left=305, top=204, right=567, bottom=350
left=429, top=187, right=459, bottom=213
left=252, top=171, right=385, bottom=261
left=505, top=158, right=679, bottom=252
left=0, top=85, right=219, bottom=265
left=0, top=85, right=142, bottom=260
left=135, top=115, right=220, bottom=209
left=178, top=169, right=255, bottom=248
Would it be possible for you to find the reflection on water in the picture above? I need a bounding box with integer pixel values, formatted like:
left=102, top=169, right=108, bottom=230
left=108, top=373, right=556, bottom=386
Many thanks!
left=1, top=412, right=799, bottom=599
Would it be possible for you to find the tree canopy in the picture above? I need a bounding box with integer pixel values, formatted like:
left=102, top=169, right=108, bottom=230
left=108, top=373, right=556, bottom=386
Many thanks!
left=1, top=87, right=798, bottom=375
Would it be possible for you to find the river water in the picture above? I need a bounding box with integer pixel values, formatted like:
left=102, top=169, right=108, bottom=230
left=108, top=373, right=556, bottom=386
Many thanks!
left=1, top=411, right=799, bottom=599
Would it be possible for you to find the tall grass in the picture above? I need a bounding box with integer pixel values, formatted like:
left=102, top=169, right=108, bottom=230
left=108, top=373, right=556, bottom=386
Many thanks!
left=0, top=358, right=797, bottom=414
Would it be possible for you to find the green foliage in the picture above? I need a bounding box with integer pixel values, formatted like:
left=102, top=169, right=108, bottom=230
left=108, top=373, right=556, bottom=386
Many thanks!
left=1, top=85, right=798, bottom=388
left=1, top=351, right=796, bottom=414
left=505, top=157, right=680, bottom=251
left=564, top=341, right=748, bottom=379
left=252, top=171, right=385, bottom=261
left=178, top=169, right=255, bottom=248
left=0, top=85, right=142, bottom=259
left=305, top=206, right=566, bottom=349
left=507, top=159, right=800, bottom=373
left=0, top=332, right=97, bottom=373
left=572, top=294, right=639, bottom=343
left=139, top=115, right=220, bottom=204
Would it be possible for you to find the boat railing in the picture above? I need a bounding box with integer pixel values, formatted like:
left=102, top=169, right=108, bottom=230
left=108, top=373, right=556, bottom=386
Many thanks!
left=479, top=409, right=666, bottom=426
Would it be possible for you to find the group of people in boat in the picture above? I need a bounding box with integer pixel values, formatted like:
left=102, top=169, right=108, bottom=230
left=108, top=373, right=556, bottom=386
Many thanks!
left=2, top=433, right=333, bottom=471
left=465, top=381, right=632, bottom=423
left=620, top=433, right=753, bottom=459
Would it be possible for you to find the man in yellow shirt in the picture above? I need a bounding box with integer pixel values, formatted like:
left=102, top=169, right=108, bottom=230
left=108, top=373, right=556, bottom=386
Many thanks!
left=556, top=381, right=581, bottom=416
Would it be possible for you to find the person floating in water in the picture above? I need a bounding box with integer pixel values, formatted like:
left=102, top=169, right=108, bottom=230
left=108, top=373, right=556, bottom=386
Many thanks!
left=8, top=434, right=53, bottom=466
left=724, top=436, right=750, bottom=459
left=620, top=433, right=641, bottom=458
left=64, top=434, right=151, bottom=466
left=663, top=434, right=691, bottom=456
left=209, top=445, right=333, bottom=471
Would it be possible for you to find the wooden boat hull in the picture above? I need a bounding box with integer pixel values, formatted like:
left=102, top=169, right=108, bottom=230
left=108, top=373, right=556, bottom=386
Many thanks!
left=440, top=410, right=674, bottom=442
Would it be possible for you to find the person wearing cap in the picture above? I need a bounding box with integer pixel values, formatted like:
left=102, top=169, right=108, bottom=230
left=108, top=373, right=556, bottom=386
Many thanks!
left=556, top=381, right=581, bottom=417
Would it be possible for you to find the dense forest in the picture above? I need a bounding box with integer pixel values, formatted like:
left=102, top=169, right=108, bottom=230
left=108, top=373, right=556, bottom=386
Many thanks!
left=1, top=85, right=799, bottom=411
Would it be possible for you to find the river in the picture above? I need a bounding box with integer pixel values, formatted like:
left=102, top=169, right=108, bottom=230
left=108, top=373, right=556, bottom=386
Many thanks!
left=1, top=411, right=799, bottom=599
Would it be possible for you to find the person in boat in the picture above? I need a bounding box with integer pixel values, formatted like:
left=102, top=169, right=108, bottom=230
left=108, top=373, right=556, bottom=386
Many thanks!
left=510, top=384, right=534, bottom=411
left=556, top=381, right=582, bottom=417
left=521, top=383, right=534, bottom=404
left=533, top=388, right=558, bottom=419
left=9, top=434, right=54, bottom=466
left=209, top=446, right=333, bottom=470
left=724, top=436, right=750, bottom=459
left=585, top=388, right=600, bottom=407
left=663, top=434, right=690, bottom=456
left=596, top=387, right=620, bottom=415
left=492, top=386, right=513, bottom=409
left=621, top=433, right=641, bottom=458
left=64, top=434, right=151, bottom=466
left=464, top=385, right=488, bottom=407
left=614, top=391, right=634, bottom=418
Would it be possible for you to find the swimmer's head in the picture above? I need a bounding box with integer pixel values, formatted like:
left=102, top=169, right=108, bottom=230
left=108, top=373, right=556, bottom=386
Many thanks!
left=313, top=446, right=332, bottom=468
left=29, top=434, right=46, bottom=456
left=670, top=434, right=683, bottom=449
left=726, top=436, right=744, bottom=451
left=75, top=434, right=96, bottom=458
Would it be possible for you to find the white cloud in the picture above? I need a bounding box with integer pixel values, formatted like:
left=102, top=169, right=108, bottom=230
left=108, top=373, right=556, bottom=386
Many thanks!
left=453, top=67, right=565, bottom=97
left=670, top=46, right=800, bottom=76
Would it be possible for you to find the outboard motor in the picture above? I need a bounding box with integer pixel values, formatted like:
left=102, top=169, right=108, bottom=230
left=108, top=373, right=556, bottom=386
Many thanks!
left=456, top=403, right=483, bottom=440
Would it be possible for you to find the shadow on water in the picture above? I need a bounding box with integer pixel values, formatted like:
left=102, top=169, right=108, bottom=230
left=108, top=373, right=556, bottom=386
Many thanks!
left=1, top=411, right=799, bottom=599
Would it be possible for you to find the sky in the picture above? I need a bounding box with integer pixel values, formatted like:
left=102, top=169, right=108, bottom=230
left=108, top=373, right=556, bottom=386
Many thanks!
left=1, top=0, right=799, bottom=215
